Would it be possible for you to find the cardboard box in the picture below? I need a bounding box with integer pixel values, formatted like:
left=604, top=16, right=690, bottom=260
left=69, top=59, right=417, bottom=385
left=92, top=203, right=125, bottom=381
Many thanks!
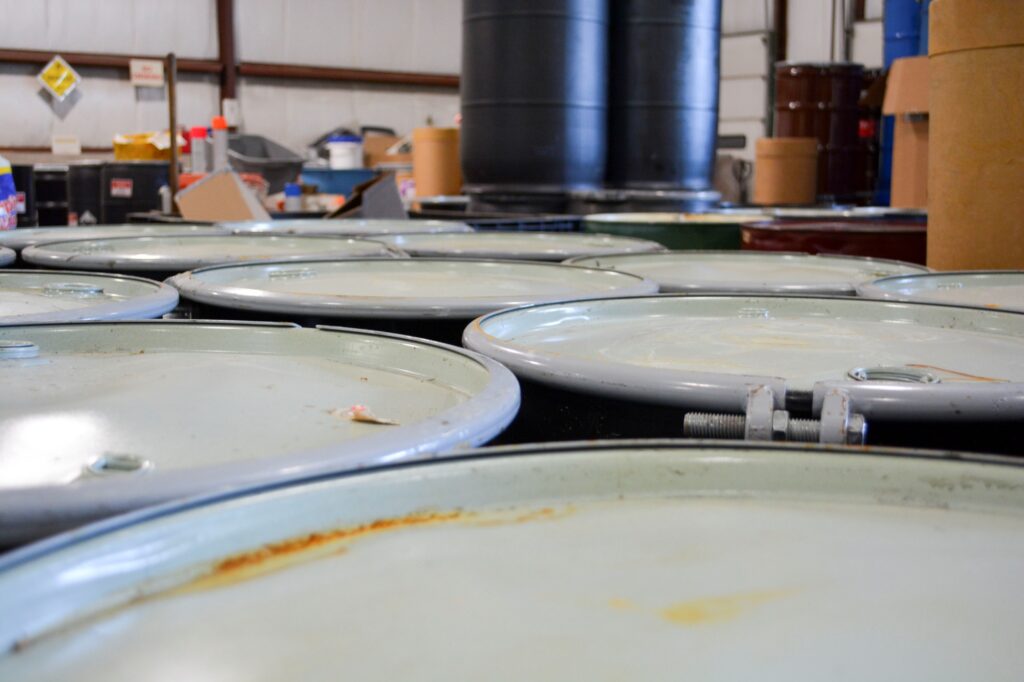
left=176, top=170, right=270, bottom=222
left=363, top=133, right=412, bottom=169
left=883, top=56, right=929, bottom=209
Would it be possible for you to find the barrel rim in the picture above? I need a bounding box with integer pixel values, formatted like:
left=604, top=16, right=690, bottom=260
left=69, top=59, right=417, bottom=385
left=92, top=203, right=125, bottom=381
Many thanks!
left=857, top=270, right=1024, bottom=312
left=0, top=437, right=1020, bottom=579
left=0, top=224, right=227, bottom=252
left=19, top=234, right=401, bottom=272
left=583, top=211, right=766, bottom=225
left=570, top=189, right=723, bottom=202
left=220, top=218, right=474, bottom=234
left=0, top=319, right=522, bottom=545
left=168, top=257, right=660, bottom=319
left=463, top=292, right=1024, bottom=413
left=372, top=230, right=667, bottom=261
left=563, top=250, right=929, bottom=294
left=0, top=268, right=179, bottom=325
left=774, top=60, right=866, bottom=70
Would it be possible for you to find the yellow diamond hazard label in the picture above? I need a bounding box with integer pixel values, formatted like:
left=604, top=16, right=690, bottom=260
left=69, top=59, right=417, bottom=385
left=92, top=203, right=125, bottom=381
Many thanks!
left=38, top=56, right=81, bottom=101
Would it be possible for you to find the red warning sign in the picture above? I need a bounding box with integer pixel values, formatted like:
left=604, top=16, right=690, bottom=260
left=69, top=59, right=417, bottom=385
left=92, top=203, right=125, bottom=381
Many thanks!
left=110, top=178, right=134, bottom=198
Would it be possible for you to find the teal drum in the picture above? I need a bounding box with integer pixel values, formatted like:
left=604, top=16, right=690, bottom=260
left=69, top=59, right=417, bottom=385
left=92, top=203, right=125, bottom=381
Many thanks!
left=583, top=212, right=764, bottom=250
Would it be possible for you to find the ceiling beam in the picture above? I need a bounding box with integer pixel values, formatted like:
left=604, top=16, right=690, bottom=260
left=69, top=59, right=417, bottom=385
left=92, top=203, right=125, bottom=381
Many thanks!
left=238, top=62, right=459, bottom=89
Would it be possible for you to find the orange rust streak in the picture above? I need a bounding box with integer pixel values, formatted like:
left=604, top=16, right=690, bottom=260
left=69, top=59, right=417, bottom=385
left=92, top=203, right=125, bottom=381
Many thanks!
left=212, top=509, right=465, bottom=576
left=906, top=363, right=1005, bottom=383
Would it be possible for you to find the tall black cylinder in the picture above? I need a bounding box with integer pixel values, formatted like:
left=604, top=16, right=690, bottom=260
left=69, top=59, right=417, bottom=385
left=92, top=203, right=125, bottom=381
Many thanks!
left=67, top=161, right=103, bottom=225
left=460, top=0, right=609, bottom=193
left=607, top=0, right=722, bottom=190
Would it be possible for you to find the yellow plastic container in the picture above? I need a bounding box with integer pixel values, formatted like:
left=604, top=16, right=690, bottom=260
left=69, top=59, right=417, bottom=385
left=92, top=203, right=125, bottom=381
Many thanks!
left=113, top=132, right=172, bottom=161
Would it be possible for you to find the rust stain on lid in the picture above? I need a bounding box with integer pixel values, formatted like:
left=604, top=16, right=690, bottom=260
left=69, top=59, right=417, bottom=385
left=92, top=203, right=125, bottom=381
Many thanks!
left=661, top=589, right=794, bottom=626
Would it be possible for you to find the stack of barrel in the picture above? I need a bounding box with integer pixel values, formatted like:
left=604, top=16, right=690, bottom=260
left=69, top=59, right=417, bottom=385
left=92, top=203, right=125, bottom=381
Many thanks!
left=766, top=62, right=865, bottom=205
left=460, top=0, right=722, bottom=214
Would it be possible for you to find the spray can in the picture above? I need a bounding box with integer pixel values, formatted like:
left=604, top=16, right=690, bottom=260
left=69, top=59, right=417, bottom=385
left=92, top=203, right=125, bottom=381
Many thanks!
left=189, top=126, right=209, bottom=174
left=211, top=116, right=229, bottom=171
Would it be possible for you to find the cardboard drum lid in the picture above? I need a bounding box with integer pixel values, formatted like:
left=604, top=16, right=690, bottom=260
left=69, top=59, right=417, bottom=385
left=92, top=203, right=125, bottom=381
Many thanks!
left=0, top=270, right=178, bottom=325
left=375, top=231, right=666, bottom=262
left=1, top=442, right=1023, bottom=680
left=20, top=234, right=401, bottom=273
left=0, top=223, right=226, bottom=252
left=0, top=247, right=13, bottom=267
left=463, top=295, right=1024, bottom=419
left=168, top=258, right=658, bottom=319
left=222, top=218, right=474, bottom=236
left=0, top=321, right=520, bottom=544
left=566, top=251, right=928, bottom=295
left=858, top=271, right=1024, bottom=313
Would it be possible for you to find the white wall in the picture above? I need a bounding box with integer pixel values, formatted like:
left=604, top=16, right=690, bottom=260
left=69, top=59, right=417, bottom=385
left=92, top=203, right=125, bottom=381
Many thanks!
left=786, top=0, right=882, bottom=66
left=0, top=0, right=221, bottom=148
left=0, top=0, right=218, bottom=57
left=720, top=0, right=774, bottom=160
left=0, top=64, right=220, bottom=148
left=235, top=0, right=461, bottom=152
left=0, top=0, right=883, bottom=158
left=0, top=0, right=460, bottom=151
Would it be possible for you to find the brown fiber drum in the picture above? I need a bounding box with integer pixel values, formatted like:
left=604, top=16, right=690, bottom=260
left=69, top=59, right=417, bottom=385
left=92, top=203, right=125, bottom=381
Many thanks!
left=928, top=0, right=1024, bottom=270
left=774, top=63, right=864, bottom=202
left=753, top=138, right=818, bottom=205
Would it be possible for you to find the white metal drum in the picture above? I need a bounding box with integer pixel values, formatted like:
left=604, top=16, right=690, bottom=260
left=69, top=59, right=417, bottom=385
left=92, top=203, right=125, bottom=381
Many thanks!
left=168, top=258, right=658, bottom=320
left=374, top=231, right=666, bottom=261
left=0, top=270, right=178, bottom=325
left=1, top=442, right=1022, bottom=681
left=21, top=234, right=402, bottom=274
left=566, top=251, right=928, bottom=295
left=464, top=295, right=1024, bottom=420
left=0, top=223, right=226, bottom=252
left=0, top=321, right=519, bottom=544
left=859, top=271, right=1024, bottom=313
left=0, top=246, right=14, bottom=267
left=223, top=218, right=474, bottom=236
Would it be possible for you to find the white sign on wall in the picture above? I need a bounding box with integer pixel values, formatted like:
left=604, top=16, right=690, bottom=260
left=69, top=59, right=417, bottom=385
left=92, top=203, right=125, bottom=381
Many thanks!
left=129, top=59, right=165, bottom=88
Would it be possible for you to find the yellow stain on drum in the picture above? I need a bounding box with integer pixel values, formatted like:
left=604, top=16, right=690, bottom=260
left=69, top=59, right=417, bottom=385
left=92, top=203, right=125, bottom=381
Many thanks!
left=661, top=589, right=793, bottom=626
left=607, top=597, right=636, bottom=611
